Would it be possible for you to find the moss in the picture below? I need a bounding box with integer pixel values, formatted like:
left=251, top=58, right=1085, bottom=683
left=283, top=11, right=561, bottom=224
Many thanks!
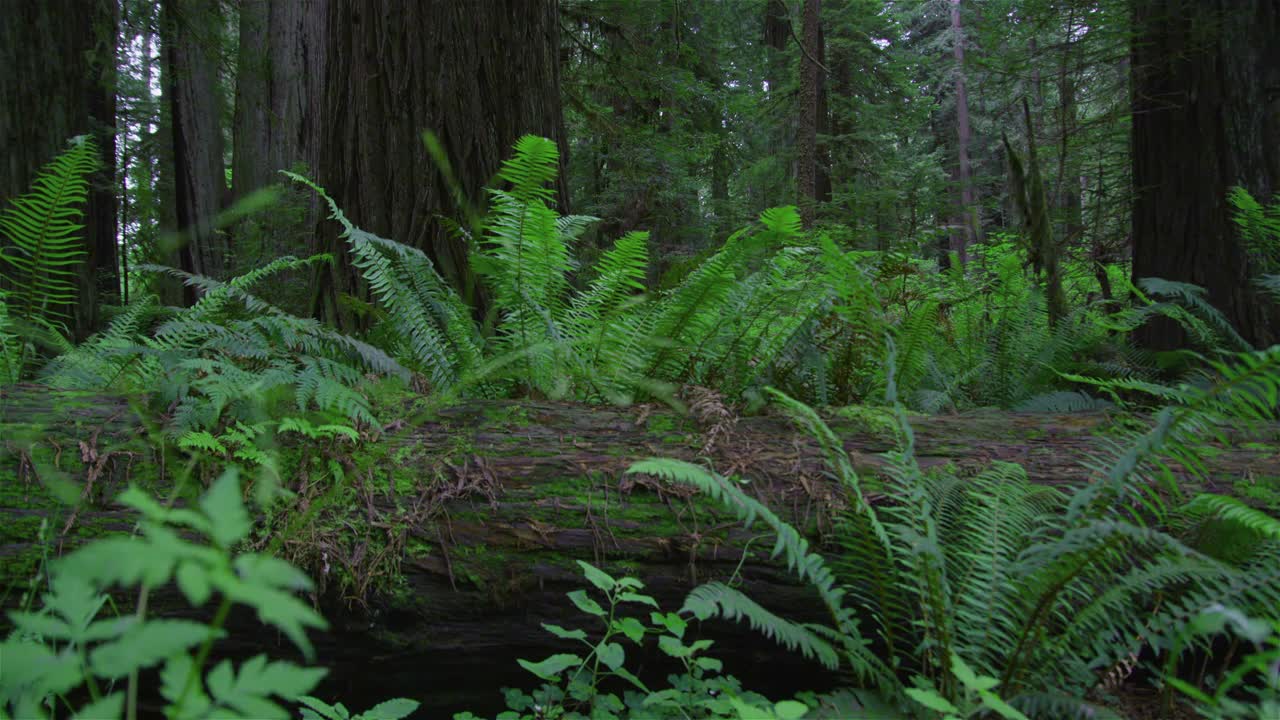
left=830, top=404, right=899, bottom=441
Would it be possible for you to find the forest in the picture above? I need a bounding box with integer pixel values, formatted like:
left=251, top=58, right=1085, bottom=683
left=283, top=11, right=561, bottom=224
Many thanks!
left=1, top=0, right=1279, bottom=718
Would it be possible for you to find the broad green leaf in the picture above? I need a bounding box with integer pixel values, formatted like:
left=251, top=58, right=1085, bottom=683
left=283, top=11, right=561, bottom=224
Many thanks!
left=359, top=698, right=420, bottom=720
left=73, top=693, right=124, bottom=720
left=657, top=635, right=690, bottom=659
left=950, top=654, right=998, bottom=692
left=542, top=623, right=588, bottom=641
left=905, top=688, right=959, bottom=713
left=774, top=700, right=809, bottom=719
left=566, top=589, right=605, bottom=617
left=517, top=653, right=582, bottom=681
left=90, top=619, right=214, bottom=678
left=650, top=612, right=686, bottom=638
left=610, top=616, right=646, bottom=644
left=576, top=561, right=616, bottom=593
left=298, top=696, right=347, bottom=720
left=200, top=470, right=252, bottom=547
left=597, top=641, right=625, bottom=670
left=234, top=554, right=314, bottom=592
left=176, top=562, right=213, bottom=606
left=7, top=611, right=73, bottom=640
left=617, top=592, right=658, bottom=608
left=978, top=690, right=1031, bottom=720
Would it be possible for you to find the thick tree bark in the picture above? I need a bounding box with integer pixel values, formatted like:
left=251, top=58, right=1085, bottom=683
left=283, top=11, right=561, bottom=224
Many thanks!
left=796, top=0, right=821, bottom=227
left=231, top=0, right=328, bottom=199
left=0, top=0, right=119, bottom=340
left=318, top=0, right=569, bottom=324
left=164, top=0, right=228, bottom=292
left=948, top=0, right=980, bottom=262
left=1131, top=0, right=1280, bottom=350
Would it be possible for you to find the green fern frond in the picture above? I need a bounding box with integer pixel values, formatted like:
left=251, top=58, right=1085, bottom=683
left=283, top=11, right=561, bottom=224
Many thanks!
left=1184, top=494, right=1280, bottom=541
left=681, top=582, right=840, bottom=670
left=0, top=135, right=99, bottom=356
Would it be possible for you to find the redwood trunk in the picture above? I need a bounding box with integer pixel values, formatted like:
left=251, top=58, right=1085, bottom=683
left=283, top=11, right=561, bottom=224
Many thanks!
left=318, top=0, right=569, bottom=323
left=796, top=0, right=821, bottom=227
left=0, top=0, right=119, bottom=339
left=164, top=0, right=228, bottom=290
left=1131, top=0, right=1280, bottom=349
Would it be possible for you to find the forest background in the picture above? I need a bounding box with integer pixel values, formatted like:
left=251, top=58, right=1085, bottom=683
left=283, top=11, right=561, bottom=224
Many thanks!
left=3, top=1, right=1280, bottom=719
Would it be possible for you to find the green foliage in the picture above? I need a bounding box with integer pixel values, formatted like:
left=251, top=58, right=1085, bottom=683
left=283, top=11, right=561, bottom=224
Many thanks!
left=0, top=471, right=329, bottom=719
left=475, top=561, right=803, bottom=720
left=617, top=354, right=1280, bottom=717
left=0, top=136, right=100, bottom=380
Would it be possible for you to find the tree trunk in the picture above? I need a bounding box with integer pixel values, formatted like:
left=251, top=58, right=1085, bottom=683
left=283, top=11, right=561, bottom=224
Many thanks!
left=318, top=0, right=569, bottom=324
left=0, top=0, right=119, bottom=340
left=1131, top=0, right=1280, bottom=350
left=948, top=0, right=980, bottom=262
left=796, top=0, right=821, bottom=227
left=164, top=0, right=228, bottom=292
left=231, top=0, right=328, bottom=199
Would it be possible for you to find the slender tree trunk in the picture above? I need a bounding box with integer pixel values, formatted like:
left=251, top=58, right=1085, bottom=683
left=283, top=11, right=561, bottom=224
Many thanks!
left=318, top=0, right=569, bottom=325
left=0, top=0, right=119, bottom=340
left=949, top=0, right=979, bottom=262
left=163, top=0, right=228, bottom=292
left=796, top=0, right=820, bottom=227
left=1131, top=0, right=1280, bottom=349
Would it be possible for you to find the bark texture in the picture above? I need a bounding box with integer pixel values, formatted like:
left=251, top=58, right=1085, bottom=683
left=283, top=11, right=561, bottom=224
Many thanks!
left=948, top=0, right=980, bottom=262
left=164, top=0, right=228, bottom=289
left=1131, top=0, right=1280, bottom=349
left=0, top=0, right=119, bottom=339
left=231, top=0, right=328, bottom=199
left=796, top=0, right=821, bottom=227
left=318, top=0, right=569, bottom=323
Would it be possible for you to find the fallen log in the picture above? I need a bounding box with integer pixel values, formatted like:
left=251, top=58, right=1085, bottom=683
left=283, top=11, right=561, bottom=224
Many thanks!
left=3, top=387, right=1278, bottom=714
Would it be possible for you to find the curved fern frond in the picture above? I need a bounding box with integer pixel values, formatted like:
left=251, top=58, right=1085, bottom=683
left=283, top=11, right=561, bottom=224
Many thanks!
left=681, top=581, right=839, bottom=670
left=0, top=135, right=99, bottom=358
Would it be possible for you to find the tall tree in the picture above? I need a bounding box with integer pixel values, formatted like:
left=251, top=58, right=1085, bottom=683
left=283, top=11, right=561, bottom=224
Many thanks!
left=0, top=0, right=119, bottom=339
left=796, top=0, right=821, bottom=227
left=1131, top=0, right=1280, bottom=349
left=948, top=0, right=980, bottom=261
left=232, top=0, right=327, bottom=199
left=318, top=0, right=568, bottom=323
left=163, top=0, right=229, bottom=292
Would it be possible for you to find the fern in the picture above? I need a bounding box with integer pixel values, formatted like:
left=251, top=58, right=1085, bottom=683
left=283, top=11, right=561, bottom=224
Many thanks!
left=623, top=457, right=899, bottom=695
left=284, top=171, right=481, bottom=390
left=0, top=135, right=100, bottom=376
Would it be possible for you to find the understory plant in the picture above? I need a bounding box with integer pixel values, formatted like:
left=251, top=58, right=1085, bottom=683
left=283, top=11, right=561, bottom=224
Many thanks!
left=0, top=464, right=417, bottom=720
left=618, top=343, right=1280, bottom=718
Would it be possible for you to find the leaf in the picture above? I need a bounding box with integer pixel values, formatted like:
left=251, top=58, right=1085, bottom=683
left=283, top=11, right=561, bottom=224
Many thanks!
left=200, top=470, right=252, bottom=547
left=773, top=700, right=809, bottom=720
left=517, top=653, right=583, bottom=681
left=73, top=693, right=124, bottom=720
left=617, top=592, right=658, bottom=608
left=357, top=698, right=420, bottom=720
left=541, top=623, right=588, bottom=641
left=610, top=617, right=646, bottom=644
left=90, top=619, right=215, bottom=678
left=176, top=562, right=213, bottom=606
left=576, top=561, right=616, bottom=593
left=298, top=697, right=347, bottom=720
left=566, top=589, right=606, bottom=617
left=950, top=654, right=998, bottom=692
left=905, top=688, right=959, bottom=714
left=596, top=641, right=625, bottom=671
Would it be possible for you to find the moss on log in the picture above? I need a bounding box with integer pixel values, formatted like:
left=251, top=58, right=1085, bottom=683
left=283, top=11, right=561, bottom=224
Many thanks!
left=3, top=387, right=1279, bottom=713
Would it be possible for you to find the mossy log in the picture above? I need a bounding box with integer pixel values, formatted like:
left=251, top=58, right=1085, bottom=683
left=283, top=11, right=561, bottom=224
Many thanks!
left=3, top=386, right=1279, bottom=713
